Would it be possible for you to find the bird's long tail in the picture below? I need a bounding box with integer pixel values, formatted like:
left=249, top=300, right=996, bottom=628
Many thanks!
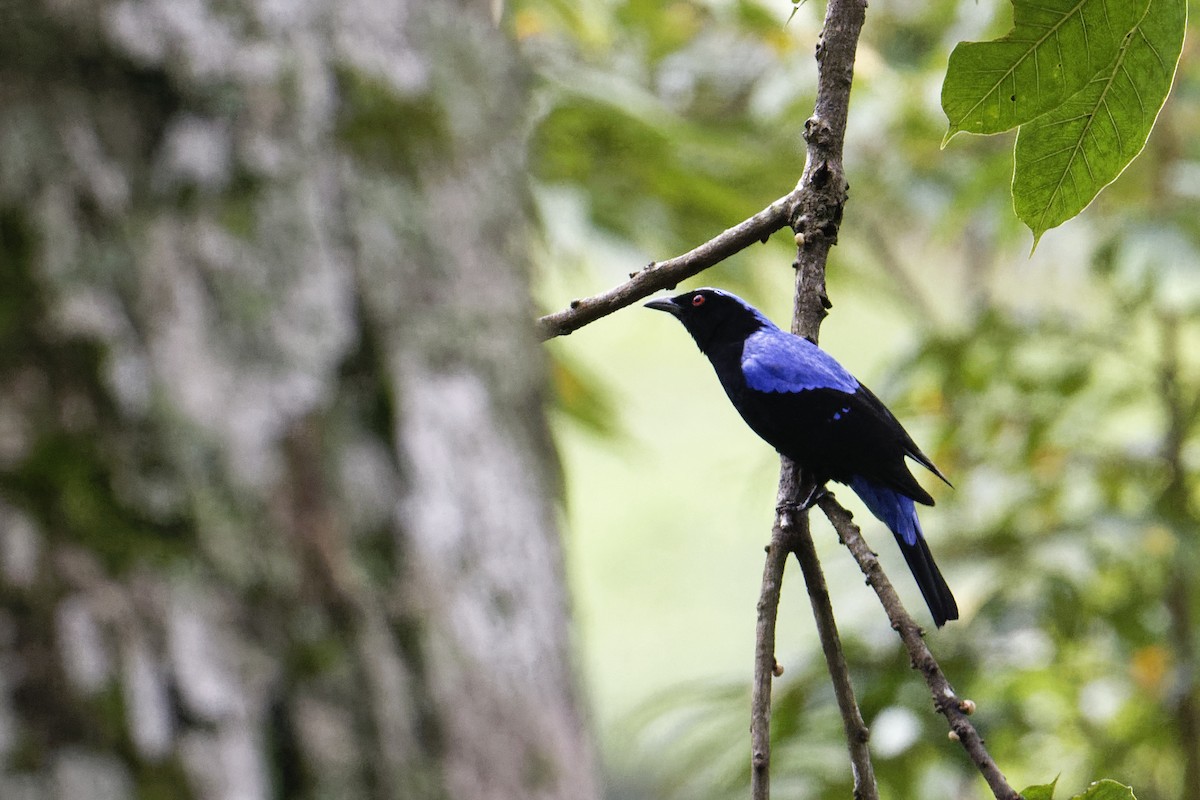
left=847, top=477, right=959, bottom=627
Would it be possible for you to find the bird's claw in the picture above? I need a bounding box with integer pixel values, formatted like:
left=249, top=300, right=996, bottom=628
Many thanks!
left=775, top=484, right=829, bottom=518
left=797, top=482, right=829, bottom=511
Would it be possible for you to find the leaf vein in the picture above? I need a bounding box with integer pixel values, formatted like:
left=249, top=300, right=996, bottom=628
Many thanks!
left=951, top=0, right=1107, bottom=130
left=1138, top=28, right=1167, bottom=70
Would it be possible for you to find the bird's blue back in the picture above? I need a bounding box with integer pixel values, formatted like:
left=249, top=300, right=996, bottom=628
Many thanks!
left=740, top=323, right=860, bottom=395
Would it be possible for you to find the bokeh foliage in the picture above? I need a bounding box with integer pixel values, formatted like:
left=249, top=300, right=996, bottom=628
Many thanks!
left=516, top=0, right=1200, bottom=798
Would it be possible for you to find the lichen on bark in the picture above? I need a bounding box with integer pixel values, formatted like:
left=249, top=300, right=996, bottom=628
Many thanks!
left=0, top=1, right=597, bottom=798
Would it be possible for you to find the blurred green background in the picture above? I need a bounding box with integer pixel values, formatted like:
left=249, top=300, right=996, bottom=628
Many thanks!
left=517, top=0, right=1200, bottom=797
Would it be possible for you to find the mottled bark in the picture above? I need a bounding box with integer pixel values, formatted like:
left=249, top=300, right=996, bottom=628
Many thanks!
left=0, top=1, right=597, bottom=799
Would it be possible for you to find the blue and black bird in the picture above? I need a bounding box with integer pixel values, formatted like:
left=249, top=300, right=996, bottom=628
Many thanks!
left=646, top=287, right=958, bottom=627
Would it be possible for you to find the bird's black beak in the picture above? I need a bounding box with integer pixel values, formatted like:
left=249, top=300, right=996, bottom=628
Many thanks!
left=644, top=297, right=682, bottom=317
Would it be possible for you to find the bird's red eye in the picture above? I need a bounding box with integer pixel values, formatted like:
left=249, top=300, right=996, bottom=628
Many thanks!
left=691, top=294, right=705, bottom=307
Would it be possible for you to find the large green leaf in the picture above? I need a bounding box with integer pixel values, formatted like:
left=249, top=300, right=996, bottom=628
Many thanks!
left=942, top=0, right=1148, bottom=138
left=1012, top=0, right=1186, bottom=243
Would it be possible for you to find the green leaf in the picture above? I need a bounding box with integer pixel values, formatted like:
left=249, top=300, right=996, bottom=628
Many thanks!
left=942, top=0, right=1149, bottom=138
left=1070, top=779, right=1137, bottom=800
left=1021, top=778, right=1139, bottom=800
left=1021, top=777, right=1059, bottom=800
left=1012, top=0, right=1186, bottom=243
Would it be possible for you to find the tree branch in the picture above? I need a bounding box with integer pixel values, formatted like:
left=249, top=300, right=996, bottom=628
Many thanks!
left=816, top=494, right=1022, bottom=800
left=752, top=0, right=881, bottom=798
left=535, top=191, right=798, bottom=340
left=781, top=466, right=878, bottom=800
left=753, top=462, right=879, bottom=800
left=788, top=0, right=868, bottom=339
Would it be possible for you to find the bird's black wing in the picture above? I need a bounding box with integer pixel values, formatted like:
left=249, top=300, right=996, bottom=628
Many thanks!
left=709, top=330, right=946, bottom=505
left=728, top=382, right=940, bottom=505
left=852, top=382, right=951, bottom=486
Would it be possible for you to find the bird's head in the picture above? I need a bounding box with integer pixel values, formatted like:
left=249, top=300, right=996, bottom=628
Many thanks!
left=644, top=288, right=772, bottom=352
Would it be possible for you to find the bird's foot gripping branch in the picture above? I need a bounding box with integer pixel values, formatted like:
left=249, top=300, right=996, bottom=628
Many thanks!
left=774, top=478, right=827, bottom=515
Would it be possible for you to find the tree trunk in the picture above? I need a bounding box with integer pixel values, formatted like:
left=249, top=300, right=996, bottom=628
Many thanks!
left=0, top=1, right=598, bottom=799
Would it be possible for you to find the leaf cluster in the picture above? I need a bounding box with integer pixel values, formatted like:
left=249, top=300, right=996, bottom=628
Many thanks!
left=941, top=0, right=1187, bottom=242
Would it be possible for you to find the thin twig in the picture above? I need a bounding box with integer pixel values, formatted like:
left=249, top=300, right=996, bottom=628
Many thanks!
left=778, top=464, right=878, bottom=800
left=751, top=516, right=792, bottom=800
left=816, top=494, right=1022, bottom=800
left=535, top=192, right=798, bottom=340
left=754, top=462, right=878, bottom=800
